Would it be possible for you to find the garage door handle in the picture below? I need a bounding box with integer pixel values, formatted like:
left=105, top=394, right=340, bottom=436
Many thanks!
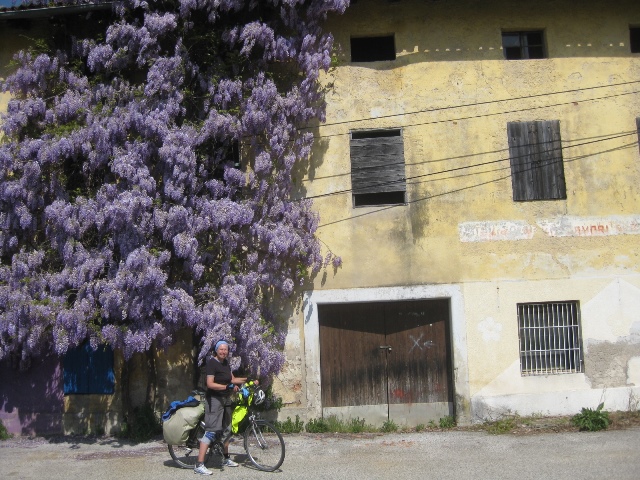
left=379, top=345, right=392, bottom=352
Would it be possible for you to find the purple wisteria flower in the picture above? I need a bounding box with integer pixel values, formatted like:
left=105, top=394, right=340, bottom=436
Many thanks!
left=0, top=0, right=348, bottom=377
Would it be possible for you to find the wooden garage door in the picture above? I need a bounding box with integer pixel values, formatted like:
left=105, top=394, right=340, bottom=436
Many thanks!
left=319, top=299, right=452, bottom=425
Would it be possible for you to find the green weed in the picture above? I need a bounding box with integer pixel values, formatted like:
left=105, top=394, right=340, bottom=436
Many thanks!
left=346, top=417, right=376, bottom=433
left=0, top=419, right=12, bottom=440
left=276, top=415, right=305, bottom=434
left=305, top=417, right=330, bottom=433
left=484, top=416, right=518, bottom=435
left=571, top=403, right=610, bottom=432
left=381, top=419, right=398, bottom=433
left=439, top=415, right=456, bottom=428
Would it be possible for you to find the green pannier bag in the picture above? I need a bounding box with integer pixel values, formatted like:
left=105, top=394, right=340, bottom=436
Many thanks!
left=231, top=404, right=248, bottom=434
left=163, top=403, right=204, bottom=445
left=231, top=387, right=254, bottom=434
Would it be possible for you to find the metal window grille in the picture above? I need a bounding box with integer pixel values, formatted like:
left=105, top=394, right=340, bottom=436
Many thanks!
left=517, top=301, right=583, bottom=375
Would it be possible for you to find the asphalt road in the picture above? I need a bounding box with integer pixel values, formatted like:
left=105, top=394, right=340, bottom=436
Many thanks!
left=1, top=428, right=639, bottom=479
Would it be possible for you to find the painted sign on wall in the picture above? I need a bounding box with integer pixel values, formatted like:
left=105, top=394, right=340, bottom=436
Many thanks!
left=459, top=216, right=640, bottom=242
left=537, top=216, right=640, bottom=237
left=458, top=221, right=535, bottom=242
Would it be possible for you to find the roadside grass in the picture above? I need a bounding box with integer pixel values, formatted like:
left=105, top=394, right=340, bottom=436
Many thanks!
left=469, top=410, right=640, bottom=436
left=277, top=409, right=640, bottom=437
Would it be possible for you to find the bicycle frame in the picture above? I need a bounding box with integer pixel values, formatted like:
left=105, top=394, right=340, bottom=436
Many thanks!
left=168, top=383, right=285, bottom=471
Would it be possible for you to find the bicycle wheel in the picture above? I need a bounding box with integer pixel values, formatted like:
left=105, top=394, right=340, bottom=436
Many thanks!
left=168, top=424, right=211, bottom=469
left=243, top=420, right=285, bottom=472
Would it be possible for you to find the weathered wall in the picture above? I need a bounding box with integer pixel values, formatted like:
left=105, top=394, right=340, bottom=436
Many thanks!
left=280, top=0, right=640, bottom=424
left=0, top=328, right=195, bottom=436
left=60, top=328, right=196, bottom=436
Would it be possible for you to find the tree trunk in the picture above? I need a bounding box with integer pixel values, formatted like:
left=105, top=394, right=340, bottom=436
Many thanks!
left=145, top=341, right=158, bottom=412
left=120, top=357, right=133, bottom=431
left=192, top=329, right=203, bottom=389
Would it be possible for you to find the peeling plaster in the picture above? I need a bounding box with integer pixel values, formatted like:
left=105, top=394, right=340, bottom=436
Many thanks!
left=627, top=357, right=640, bottom=386
left=584, top=340, right=640, bottom=388
left=582, top=279, right=640, bottom=343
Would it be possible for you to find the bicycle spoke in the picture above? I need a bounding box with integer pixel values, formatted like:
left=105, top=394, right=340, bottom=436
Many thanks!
left=243, top=421, right=285, bottom=472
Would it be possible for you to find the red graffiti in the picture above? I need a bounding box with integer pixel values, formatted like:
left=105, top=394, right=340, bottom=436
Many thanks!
left=392, top=389, right=406, bottom=398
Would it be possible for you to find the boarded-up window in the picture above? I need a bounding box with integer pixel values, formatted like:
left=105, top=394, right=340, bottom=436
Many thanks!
left=63, top=343, right=115, bottom=394
left=518, top=301, right=583, bottom=376
left=351, top=35, right=396, bottom=62
left=502, top=31, right=546, bottom=59
left=507, top=120, right=566, bottom=201
left=350, top=129, right=406, bottom=207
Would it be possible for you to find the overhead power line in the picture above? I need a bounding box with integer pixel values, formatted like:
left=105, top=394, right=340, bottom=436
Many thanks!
left=315, top=138, right=638, bottom=228
left=309, top=89, right=640, bottom=140
left=304, top=130, right=638, bottom=201
left=303, top=80, right=640, bottom=133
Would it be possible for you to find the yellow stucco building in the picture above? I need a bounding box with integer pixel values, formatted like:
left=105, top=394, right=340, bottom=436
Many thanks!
left=1, top=0, right=640, bottom=434
left=280, top=0, right=640, bottom=426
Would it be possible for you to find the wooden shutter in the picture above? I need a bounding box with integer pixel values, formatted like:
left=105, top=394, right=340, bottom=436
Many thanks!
left=350, top=130, right=405, bottom=195
left=507, top=120, right=566, bottom=201
left=63, top=344, right=115, bottom=394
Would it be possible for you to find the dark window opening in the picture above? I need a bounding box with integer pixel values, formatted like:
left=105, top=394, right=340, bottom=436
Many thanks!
left=631, top=27, right=640, bottom=53
left=352, top=129, right=401, bottom=140
left=350, top=129, right=406, bottom=208
left=354, top=191, right=406, bottom=207
left=502, top=31, right=546, bottom=59
left=351, top=35, right=396, bottom=62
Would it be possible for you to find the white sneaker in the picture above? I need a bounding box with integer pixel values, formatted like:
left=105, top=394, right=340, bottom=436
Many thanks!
left=223, top=458, right=239, bottom=467
left=194, top=464, right=213, bottom=475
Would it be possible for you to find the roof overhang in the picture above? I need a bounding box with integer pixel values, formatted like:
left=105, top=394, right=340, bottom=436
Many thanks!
left=0, top=3, right=112, bottom=20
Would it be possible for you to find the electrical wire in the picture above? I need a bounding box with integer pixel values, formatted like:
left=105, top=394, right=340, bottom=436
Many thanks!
left=303, top=130, right=638, bottom=200
left=308, top=89, right=640, bottom=140
left=300, top=80, right=640, bottom=132
left=315, top=139, right=639, bottom=228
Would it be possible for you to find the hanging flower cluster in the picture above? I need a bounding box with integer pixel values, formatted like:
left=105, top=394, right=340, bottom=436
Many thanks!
left=0, top=0, right=347, bottom=376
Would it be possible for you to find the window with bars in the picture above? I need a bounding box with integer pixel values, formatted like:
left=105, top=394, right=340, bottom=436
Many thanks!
left=517, top=301, right=583, bottom=376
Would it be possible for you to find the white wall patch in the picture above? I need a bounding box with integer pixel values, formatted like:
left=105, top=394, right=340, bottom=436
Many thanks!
left=458, top=221, right=535, bottom=242
left=478, top=316, right=503, bottom=342
left=537, top=215, right=640, bottom=237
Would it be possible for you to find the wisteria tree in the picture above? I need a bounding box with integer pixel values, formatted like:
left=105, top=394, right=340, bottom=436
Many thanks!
left=0, top=0, right=346, bottom=406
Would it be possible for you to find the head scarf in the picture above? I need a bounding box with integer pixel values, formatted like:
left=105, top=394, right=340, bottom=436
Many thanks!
left=215, top=340, right=229, bottom=353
